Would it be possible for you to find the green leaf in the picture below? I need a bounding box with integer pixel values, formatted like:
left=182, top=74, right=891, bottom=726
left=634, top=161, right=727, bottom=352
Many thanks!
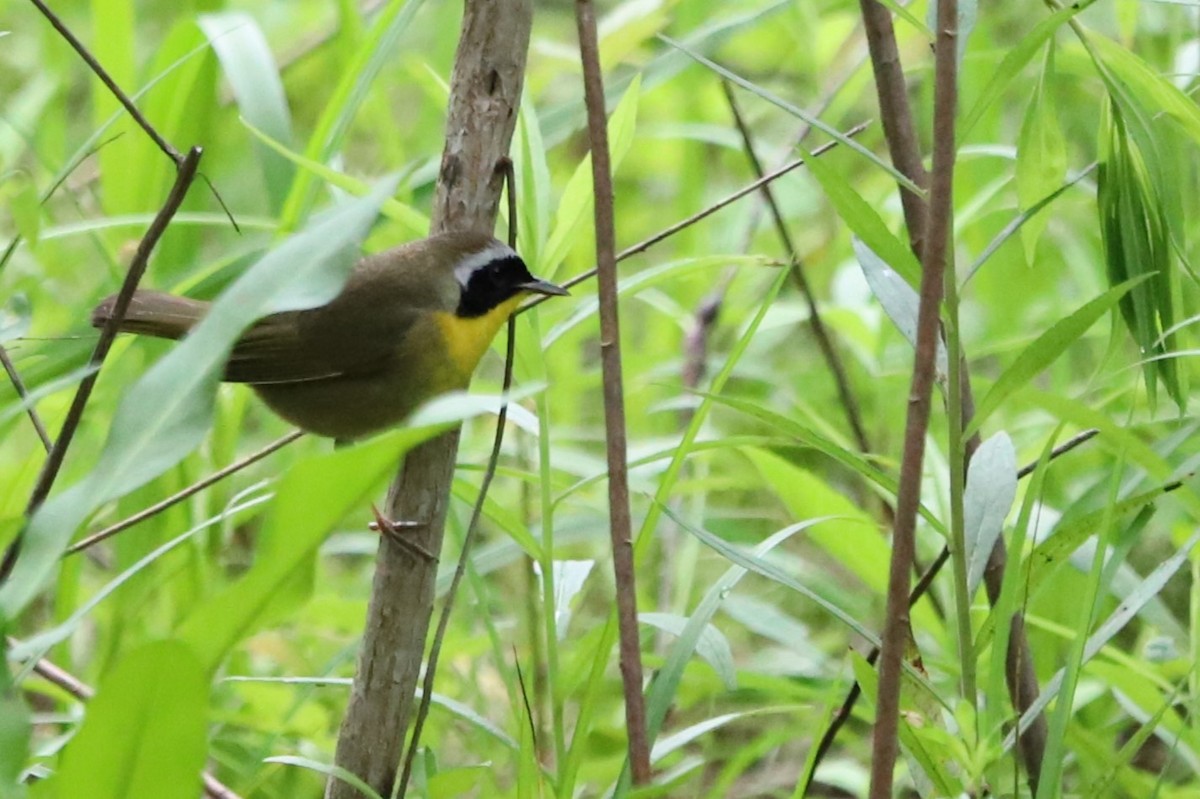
left=541, top=74, right=641, bottom=278
left=512, top=95, right=552, bottom=270
left=1024, top=482, right=1186, bottom=601
left=265, top=756, right=384, bottom=799
left=199, top=12, right=296, bottom=211
left=0, top=648, right=30, bottom=791
left=90, top=0, right=139, bottom=216
left=177, top=424, right=443, bottom=673
left=640, top=612, right=735, bottom=690
left=853, top=238, right=947, bottom=375
left=959, top=0, right=1095, bottom=139
left=0, top=180, right=397, bottom=619
left=963, top=432, right=1017, bottom=596
left=804, top=157, right=922, bottom=289
left=1087, top=33, right=1200, bottom=148
left=848, top=651, right=962, bottom=796
left=743, top=448, right=890, bottom=594
left=663, top=35, right=921, bottom=194
left=621, top=516, right=827, bottom=792
left=1015, top=44, right=1066, bottom=263
left=242, top=118, right=429, bottom=237
left=6, top=173, right=40, bottom=245
left=667, top=504, right=877, bottom=643
left=38, top=641, right=207, bottom=799
left=1007, top=529, right=1200, bottom=750
left=965, top=276, right=1147, bottom=437
left=1096, top=101, right=1183, bottom=410
left=278, top=0, right=429, bottom=231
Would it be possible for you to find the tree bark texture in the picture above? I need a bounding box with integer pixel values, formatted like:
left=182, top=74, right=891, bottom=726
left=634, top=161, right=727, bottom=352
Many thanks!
left=327, top=2, right=533, bottom=796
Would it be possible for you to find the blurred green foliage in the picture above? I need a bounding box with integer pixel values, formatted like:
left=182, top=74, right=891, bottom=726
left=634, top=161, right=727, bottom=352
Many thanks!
left=3, top=0, right=1200, bottom=796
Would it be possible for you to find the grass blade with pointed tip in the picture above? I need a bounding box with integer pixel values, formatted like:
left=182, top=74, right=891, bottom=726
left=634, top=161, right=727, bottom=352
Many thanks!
left=965, top=276, right=1148, bottom=438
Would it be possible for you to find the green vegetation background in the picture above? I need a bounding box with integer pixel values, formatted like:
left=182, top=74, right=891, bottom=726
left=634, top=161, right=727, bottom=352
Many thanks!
left=2, top=0, right=1199, bottom=797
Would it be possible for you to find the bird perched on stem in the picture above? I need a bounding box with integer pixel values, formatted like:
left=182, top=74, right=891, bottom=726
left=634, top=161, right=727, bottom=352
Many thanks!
left=92, top=231, right=567, bottom=440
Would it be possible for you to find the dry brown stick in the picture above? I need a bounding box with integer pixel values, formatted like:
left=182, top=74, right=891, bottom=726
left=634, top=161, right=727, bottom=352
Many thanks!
left=868, top=0, right=957, bottom=793
left=0, top=148, right=202, bottom=585
left=803, top=428, right=1099, bottom=791
left=0, top=344, right=53, bottom=452
left=721, top=82, right=871, bottom=455
left=397, top=160, right=522, bottom=796
left=519, top=122, right=870, bottom=313
left=64, top=430, right=304, bottom=556
left=574, top=0, right=652, bottom=783
left=325, top=2, right=533, bottom=796
left=12, top=640, right=241, bottom=799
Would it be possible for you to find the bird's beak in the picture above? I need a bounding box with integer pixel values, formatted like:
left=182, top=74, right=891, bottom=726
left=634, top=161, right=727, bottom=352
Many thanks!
left=519, top=278, right=570, bottom=297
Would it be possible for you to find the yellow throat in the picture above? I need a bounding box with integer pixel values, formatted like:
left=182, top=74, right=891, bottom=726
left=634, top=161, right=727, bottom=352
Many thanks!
left=433, top=293, right=526, bottom=378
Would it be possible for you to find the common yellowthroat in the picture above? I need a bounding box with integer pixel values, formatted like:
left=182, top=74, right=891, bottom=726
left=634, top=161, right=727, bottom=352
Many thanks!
left=91, top=231, right=567, bottom=439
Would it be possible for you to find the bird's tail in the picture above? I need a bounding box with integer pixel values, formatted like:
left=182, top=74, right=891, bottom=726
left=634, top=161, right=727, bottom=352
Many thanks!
left=91, top=290, right=209, bottom=340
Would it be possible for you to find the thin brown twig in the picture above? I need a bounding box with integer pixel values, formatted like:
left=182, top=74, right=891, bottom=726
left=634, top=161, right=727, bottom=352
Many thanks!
left=518, top=122, right=871, bottom=314
left=721, top=82, right=871, bottom=455
left=574, top=0, right=651, bottom=782
left=27, top=0, right=181, bottom=165
left=0, top=344, right=52, bottom=452
left=868, top=0, right=958, bottom=792
left=858, top=0, right=929, bottom=252
left=0, top=148, right=203, bottom=584
left=64, top=430, right=304, bottom=556
left=11, top=639, right=241, bottom=799
left=397, top=158, right=522, bottom=796
left=804, top=428, right=1100, bottom=790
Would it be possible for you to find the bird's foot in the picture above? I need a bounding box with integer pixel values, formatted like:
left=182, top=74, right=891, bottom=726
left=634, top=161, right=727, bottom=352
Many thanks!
left=368, top=503, right=437, bottom=562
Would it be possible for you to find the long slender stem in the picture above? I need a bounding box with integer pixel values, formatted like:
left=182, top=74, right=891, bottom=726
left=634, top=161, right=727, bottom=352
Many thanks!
left=65, top=430, right=303, bottom=556
left=721, top=83, right=871, bottom=455
left=0, top=344, right=53, bottom=452
left=804, top=428, right=1097, bottom=790
left=857, top=0, right=929, bottom=250
left=27, top=0, right=181, bottom=164
left=573, top=0, right=651, bottom=782
left=945, top=278, right=976, bottom=707
left=867, top=0, right=958, bottom=794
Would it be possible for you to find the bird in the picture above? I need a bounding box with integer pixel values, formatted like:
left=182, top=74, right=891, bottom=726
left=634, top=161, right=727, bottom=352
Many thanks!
left=91, top=231, right=568, bottom=440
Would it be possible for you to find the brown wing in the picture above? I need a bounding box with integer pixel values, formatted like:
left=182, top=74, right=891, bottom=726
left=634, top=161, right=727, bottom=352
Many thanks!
left=224, top=240, right=460, bottom=385
left=222, top=303, right=422, bottom=385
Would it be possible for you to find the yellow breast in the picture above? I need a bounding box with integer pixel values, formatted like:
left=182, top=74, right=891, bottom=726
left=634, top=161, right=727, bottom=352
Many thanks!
left=432, top=294, right=525, bottom=377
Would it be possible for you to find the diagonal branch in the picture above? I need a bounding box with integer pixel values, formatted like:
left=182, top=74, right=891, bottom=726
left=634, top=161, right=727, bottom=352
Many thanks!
left=722, top=82, right=871, bottom=455
left=0, top=148, right=202, bottom=585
